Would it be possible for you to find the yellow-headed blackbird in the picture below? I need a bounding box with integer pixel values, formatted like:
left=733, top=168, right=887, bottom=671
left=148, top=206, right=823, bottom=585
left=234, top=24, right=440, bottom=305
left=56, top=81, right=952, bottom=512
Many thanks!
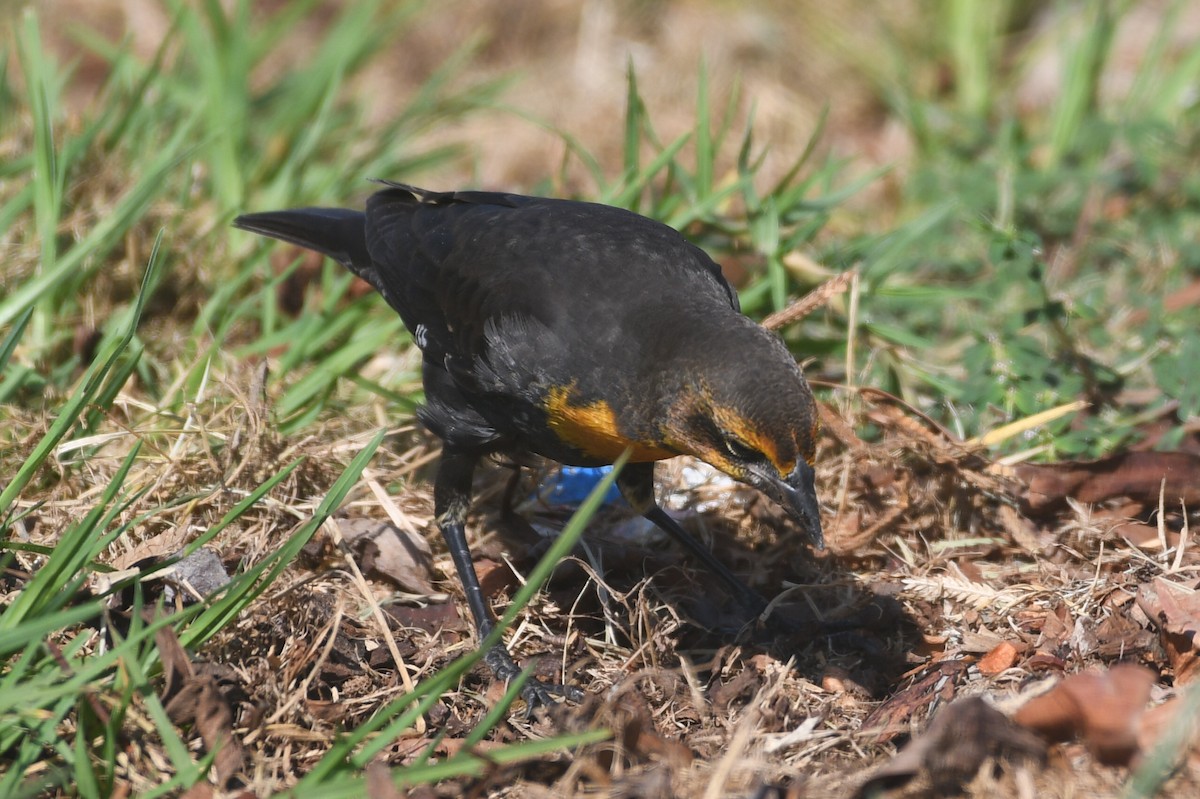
left=235, top=182, right=823, bottom=704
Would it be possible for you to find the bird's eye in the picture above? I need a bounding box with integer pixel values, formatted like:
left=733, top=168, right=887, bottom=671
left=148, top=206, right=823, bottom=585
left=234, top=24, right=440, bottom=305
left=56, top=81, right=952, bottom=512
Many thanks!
left=722, top=437, right=762, bottom=463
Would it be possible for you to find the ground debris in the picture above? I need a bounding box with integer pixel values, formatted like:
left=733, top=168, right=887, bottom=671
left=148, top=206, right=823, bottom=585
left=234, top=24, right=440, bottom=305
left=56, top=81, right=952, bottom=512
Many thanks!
left=857, top=696, right=1045, bottom=798
left=157, top=620, right=246, bottom=788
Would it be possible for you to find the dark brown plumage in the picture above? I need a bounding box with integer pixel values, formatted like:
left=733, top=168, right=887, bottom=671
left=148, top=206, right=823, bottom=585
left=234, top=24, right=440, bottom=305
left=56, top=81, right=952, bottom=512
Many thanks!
left=235, top=182, right=823, bottom=706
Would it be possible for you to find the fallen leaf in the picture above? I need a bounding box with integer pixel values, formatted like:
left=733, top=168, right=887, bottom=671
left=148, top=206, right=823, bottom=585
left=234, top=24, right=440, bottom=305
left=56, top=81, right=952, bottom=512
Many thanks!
left=616, top=695, right=693, bottom=770
left=339, top=518, right=436, bottom=595
left=1112, top=519, right=1180, bottom=551
left=1137, top=577, right=1200, bottom=683
left=1013, top=663, right=1156, bottom=766
left=1019, top=451, right=1200, bottom=513
left=365, top=761, right=405, bottom=799
left=978, top=641, right=1020, bottom=676
left=1010, top=681, right=1082, bottom=744
left=475, top=557, right=519, bottom=599
left=1023, top=652, right=1068, bottom=672
left=1092, top=608, right=1157, bottom=659
left=157, top=622, right=245, bottom=787
left=856, top=696, right=1045, bottom=797
left=860, top=659, right=970, bottom=743
left=385, top=602, right=465, bottom=638
left=107, top=525, right=192, bottom=572
left=1039, top=601, right=1073, bottom=650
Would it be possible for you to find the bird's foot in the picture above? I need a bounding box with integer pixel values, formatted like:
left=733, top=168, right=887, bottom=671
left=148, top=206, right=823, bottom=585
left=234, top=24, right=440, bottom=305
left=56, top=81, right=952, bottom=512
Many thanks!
left=484, top=644, right=584, bottom=712
left=741, top=595, right=866, bottom=641
left=735, top=592, right=817, bottom=640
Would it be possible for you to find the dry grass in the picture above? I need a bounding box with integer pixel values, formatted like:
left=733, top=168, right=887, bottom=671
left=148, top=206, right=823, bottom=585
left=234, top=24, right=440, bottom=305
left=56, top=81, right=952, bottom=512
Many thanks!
left=6, top=1, right=1200, bottom=797
left=27, top=328, right=1193, bottom=796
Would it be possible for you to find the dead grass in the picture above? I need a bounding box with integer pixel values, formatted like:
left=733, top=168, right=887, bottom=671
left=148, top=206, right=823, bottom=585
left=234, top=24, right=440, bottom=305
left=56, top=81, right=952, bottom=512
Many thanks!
left=7, top=1, right=1200, bottom=797
left=32, top=353, right=1191, bottom=797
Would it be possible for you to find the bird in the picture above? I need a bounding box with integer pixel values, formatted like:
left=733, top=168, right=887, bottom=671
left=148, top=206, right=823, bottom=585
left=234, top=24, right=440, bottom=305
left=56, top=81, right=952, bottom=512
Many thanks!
left=234, top=182, right=823, bottom=706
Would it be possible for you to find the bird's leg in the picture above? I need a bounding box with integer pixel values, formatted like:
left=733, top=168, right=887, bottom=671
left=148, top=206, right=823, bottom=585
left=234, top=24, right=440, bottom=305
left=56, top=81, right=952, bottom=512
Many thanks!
left=616, top=462, right=771, bottom=618
left=434, top=450, right=581, bottom=708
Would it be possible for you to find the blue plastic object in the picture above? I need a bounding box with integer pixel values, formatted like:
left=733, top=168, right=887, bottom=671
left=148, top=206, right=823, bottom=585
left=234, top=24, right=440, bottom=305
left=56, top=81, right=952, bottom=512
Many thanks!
left=535, top=465, right=624, bottom=507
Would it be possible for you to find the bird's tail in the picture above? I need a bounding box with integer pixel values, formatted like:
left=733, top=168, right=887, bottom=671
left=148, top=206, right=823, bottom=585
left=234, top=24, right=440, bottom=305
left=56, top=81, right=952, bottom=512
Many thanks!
left=233, top=207, right=370, bottom=274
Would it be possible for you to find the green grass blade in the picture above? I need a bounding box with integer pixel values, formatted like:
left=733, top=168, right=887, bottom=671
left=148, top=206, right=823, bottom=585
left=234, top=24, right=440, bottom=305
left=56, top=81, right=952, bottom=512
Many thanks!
left=298, top=452, right=628, bottom=787
left=0, top=306, right=32, bottom=373
left=0, top=234, right=161, bottom=519
left=180, top=429, right=385, bottom=648
left=0, top=444, right=143, bottom=632
left=0, top=115, right=194, bottom=331
left=623, top=59, right=643, bottom=187
left=17, top=9, right=62, bottom=287
left=1048, top=2, right=1117, bottom=167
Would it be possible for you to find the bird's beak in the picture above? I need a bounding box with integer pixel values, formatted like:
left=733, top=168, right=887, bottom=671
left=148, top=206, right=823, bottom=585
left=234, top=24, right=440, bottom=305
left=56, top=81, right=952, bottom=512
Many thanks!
left=754, top=461, right=824, bottom=550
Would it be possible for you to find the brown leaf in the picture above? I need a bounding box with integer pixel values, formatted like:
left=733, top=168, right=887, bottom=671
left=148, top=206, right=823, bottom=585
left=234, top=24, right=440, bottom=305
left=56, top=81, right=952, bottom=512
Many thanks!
left=306, top=699, right=354, bottom=724
left=155, top=620, right=194, bottom=701
left=1092, top=608, right=1157, bottom=659
left=385, top=602, right=465, bottom=637
left=157, top=624, right=245, bottom=787
left=339, top=518, right=436, bottom=595
left=1111, top=518, right=1180, bottom=551
left=1011, top=680, right=1082, bottom=744
left=1070, top=665, right=1157, bottom=765
left=1023, top=652, right=1068, bottom=672
left=1018, top=451, right=1200, bottom=512
left=860, top=659, right=970, bottom=743
left=108, top=526, right=192, bottom=572
left=1039, top=601, right=1073, bottom=650
left=475, top=557, right=519, bottom=599
left=617, top=698, right=693, bottom=769
left=1013, top=664, right=1156, bottom=766
left=196, top=678, right=245, bottom=787
left=978, top=641, right=1020, bottom=676
left=365, top=761, right=405, bottom=799
left=856, top=696, right=1045, bottom=797
left=1093, top=504, right=1186, bottom=552
left=1138, top=577, right=1200, bottom=683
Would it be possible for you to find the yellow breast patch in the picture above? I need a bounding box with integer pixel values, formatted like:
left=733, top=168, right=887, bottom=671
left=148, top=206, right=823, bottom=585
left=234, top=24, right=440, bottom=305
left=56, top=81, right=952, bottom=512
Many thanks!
left=544, top=385, right=674, bottom=462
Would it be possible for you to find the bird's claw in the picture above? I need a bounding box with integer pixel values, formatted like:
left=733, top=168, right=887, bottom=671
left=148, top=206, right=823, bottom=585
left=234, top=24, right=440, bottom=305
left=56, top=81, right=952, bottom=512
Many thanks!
left=734, top=592, right=813, bottom=639
left=519, top=679, right=584, bottom=712
left=484, top=644, right=583, bottom=714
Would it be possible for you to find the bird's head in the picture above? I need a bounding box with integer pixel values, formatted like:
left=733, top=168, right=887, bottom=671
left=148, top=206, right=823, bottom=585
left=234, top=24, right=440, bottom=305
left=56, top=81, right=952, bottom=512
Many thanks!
left=659, top=323, right=824, bottom=549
